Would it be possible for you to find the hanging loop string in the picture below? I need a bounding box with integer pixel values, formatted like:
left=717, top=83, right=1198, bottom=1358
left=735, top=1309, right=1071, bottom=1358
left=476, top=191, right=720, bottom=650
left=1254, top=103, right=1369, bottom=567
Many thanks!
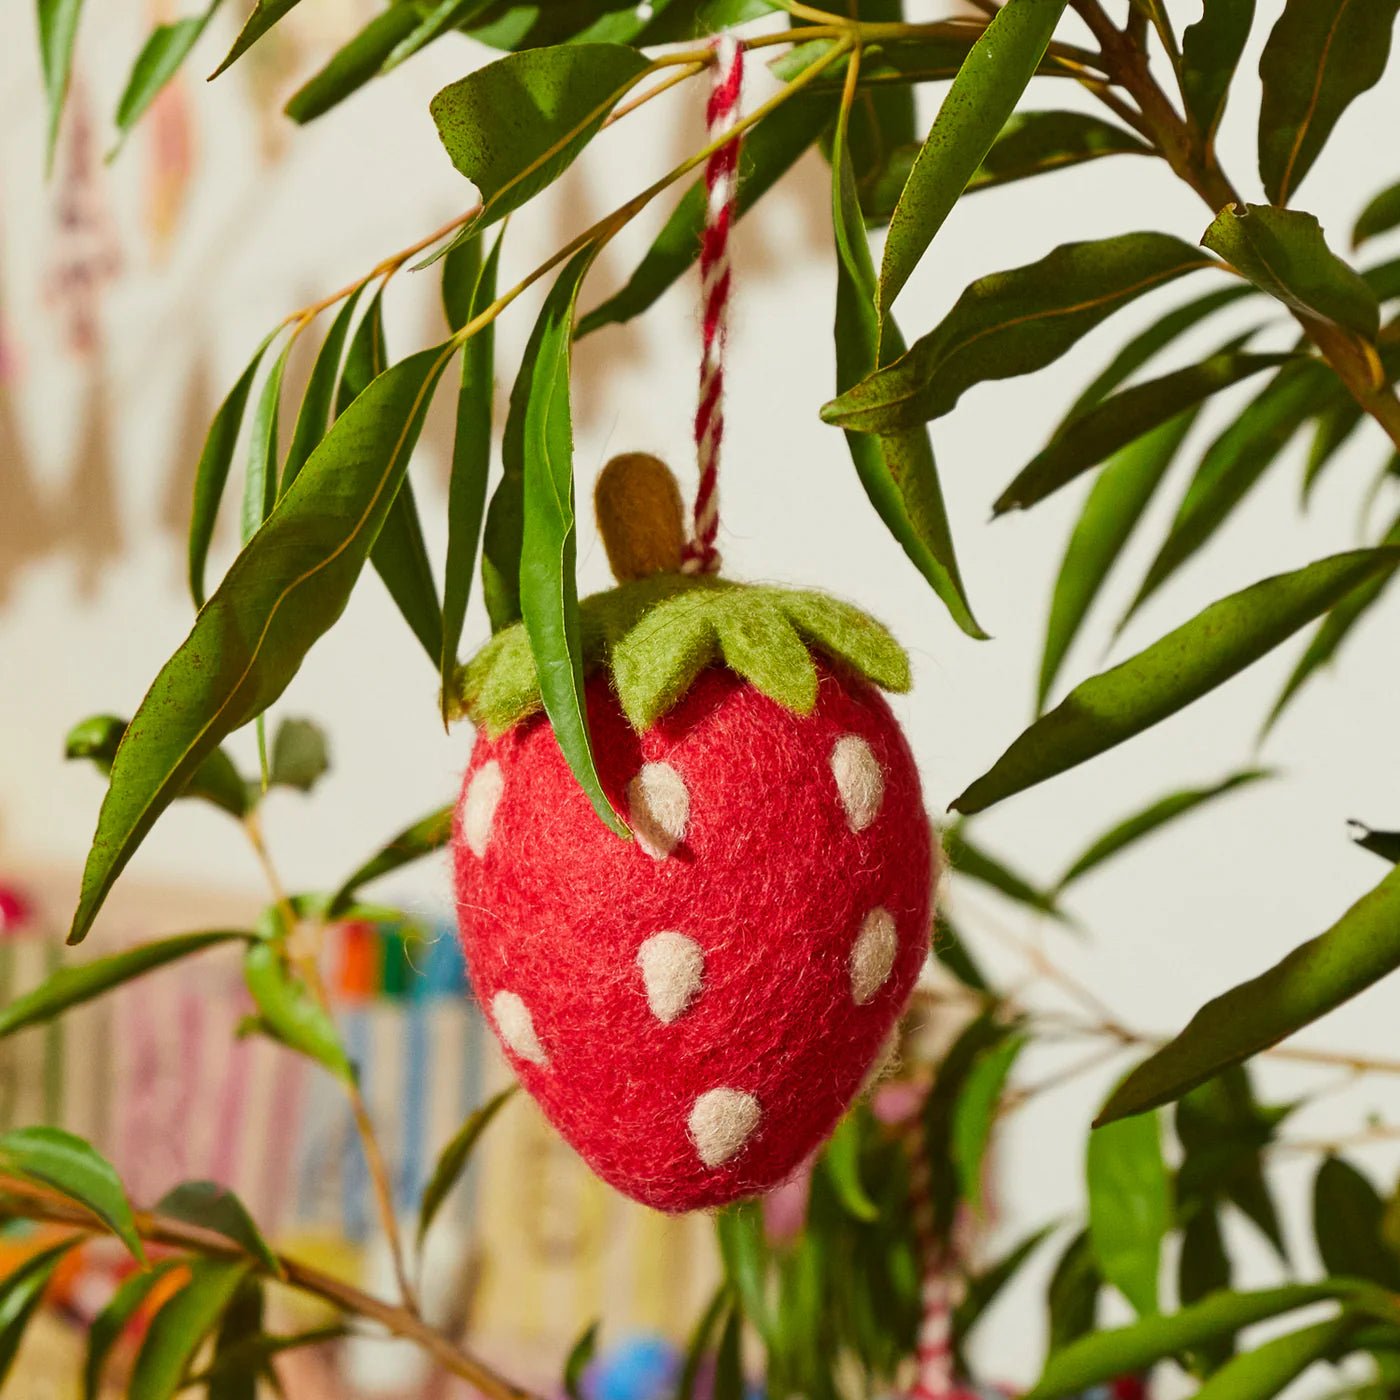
left=681, top=33, right=744, bottom=576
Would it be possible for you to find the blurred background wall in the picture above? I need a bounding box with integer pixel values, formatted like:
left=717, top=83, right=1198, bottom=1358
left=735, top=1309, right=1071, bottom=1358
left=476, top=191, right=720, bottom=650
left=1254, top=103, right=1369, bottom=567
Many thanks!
left=3, top=0, right=1400, bottom=1386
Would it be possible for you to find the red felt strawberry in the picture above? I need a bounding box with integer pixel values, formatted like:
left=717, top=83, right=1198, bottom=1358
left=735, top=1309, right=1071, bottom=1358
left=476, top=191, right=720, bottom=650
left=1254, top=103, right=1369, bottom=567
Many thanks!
left=451, top=456, right=936, bottom=1212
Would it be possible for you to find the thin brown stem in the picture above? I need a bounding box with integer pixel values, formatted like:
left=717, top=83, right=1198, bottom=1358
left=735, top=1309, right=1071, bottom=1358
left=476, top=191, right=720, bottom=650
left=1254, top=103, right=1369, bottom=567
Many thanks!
left=0, top=1175, right=539, bottom=1400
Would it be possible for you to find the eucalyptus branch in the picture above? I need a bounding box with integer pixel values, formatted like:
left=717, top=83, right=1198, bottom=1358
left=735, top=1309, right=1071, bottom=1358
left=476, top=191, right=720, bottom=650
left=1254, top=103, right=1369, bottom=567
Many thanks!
left=0, top=1174, right=540, bottom=1400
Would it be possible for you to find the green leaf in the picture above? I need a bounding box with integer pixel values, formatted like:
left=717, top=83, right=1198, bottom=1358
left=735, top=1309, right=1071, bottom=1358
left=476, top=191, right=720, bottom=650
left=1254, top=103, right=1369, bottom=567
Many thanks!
left=1124, top=360, right=1341, bottom=619
left=385, top=0, right=495, bottom=71
left=828, top=233, right=1218, bottom=434
left=1180, top=0, right=1255, bottom=142
left=441, top=231, right=502, bottom=720
left=1204, top=204, right=1380, bottom=339
left=1180, top=1209, right=1231, bottom=1326
left=0, top=1126, right=142, bottom=1261
left=86, top=1262, right=182, bottom=1400
left=1098, top=858, right=1400, bottom=1123
left=189, top=330, right=279, bottom=608
left=821, top=1110, right=879, bottom=1223
left=1354, top=180, right=1400, bottom=252
left=206, top=1278, right=263, bottom=1400
left=65, top=714, right=252, bottom=818
left=953, top=1224, right=1055, bottom=1347
left=713, top=1306, right=744, bottom=1400
left=338, top=293, right=443, bottom=666
left=1264, top=508, right=1400, bottom=735
left=283, top=6, right=420, bottom=124
left=243, top=941, right=353, bottom=1081
left=932, top=911, right=990, bottom=992
left=430, top=44, right=650, bottom=235
left=111, top=0, right=223, bottom=153
left=0, top=1241, right=77, bottom=1384
left=282, top=288, right=365, bottom=493
left=129, top=1259, right=251, bottom=1400
left=1301, top=397, right=1365, bottom=504
left=878, top=0, right=1069, bottom=319
left=1351, top=822, right=1400, bottom=864
left=268, top=717, right=329, bottom=792
left=1192, top=1315, right=1360, bottom=1400
left=1313, top=1158, right=1400, bottom=1289
left=328, top=803, right=454, bottom=918
left=70, top=341, right=453, bottom=943
left=0, top=930, right=249, bottom=1040
left=715, top=1204, right=772, bottom=1346
left=968, top=110, right=1151, bottom=192
left=830, top=67, right=984, bottom=639
left=516, top=247, right=627, bottom=835
left=1257, top=0, right=1400, bottom=206
left=997, top=350, right=1292, bottom=514
left=1047, top=1230, right=1101, bottom=1354
left=156, top=1180, right=283, bottom=1277
left=417, top=1085, right=515, bottom=1247
left=942, top=821, right=1062, bottom=916
left=953, top=1034, right=1026, bottom=1215
left=955, top=547, right=1400, bottom=814
left=211, top=0, right=305, bottom=78
left=37, top=0, right=85, bottom=169
left=1056, top=769, right=1272, bottom=889
left=563, top=1320, right=598, bottom=1400
left=1028, top=1284, right=1356, bottom=1398
left=1087, top=1108, right=1168, bottom=1315
left=1037, top=412, right=1199, bottom=709
left=240, top=339, right=292, bottom=542
left=677, top=1286, right=729, bottom=1400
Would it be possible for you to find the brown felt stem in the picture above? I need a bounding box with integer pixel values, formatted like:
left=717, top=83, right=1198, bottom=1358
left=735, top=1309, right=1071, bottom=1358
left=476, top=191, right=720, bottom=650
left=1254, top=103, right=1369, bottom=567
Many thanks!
left=594, top=453, right=688, bottom=582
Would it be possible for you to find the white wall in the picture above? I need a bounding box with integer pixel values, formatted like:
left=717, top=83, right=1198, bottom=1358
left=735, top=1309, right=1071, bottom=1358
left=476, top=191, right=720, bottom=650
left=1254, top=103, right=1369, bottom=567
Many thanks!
left=3, top=1, right=1400, bottom=1384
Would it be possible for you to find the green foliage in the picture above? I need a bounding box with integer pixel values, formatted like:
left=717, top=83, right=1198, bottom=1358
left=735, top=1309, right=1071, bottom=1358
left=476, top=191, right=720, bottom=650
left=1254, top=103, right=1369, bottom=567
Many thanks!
left=417, top=1084, right=516, bottom=1248
left=1180, top=0, right=1255, bottom=142
left=129, top=1260, right=252, bottom=1400
left=327, top=804, right=455, bottom=917
left=242, top=940, right=354, bottom=1082
left=1086, top=1108, right=1169, bottom=1315
left=155, top=1181, right=283, bottom=1276
left=968, top=110, right=1150, bottom=191
left=1313, top=1158, right=1400, bottom=1289
left=36, top=0, right=85, bottom=168
left=85, top=1262, right=183, bottom=1399
left=0, top=1241, right=80, bottom=1386
left=111, top=0, right=224, bottom=153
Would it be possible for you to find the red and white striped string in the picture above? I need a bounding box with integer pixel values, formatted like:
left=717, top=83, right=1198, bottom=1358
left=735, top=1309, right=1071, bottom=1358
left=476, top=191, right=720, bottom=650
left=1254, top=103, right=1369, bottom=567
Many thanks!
left=681, top=34, right=744, bottom=575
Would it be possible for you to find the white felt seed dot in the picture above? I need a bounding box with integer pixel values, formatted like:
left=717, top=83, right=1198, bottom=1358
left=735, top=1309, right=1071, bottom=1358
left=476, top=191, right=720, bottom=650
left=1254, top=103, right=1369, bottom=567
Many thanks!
left=637, top=931, right=704, bottom=1023
left=688, top=1088, right=761, bottom=1168
left=491, top=990, right=547, bottom=1066
left=850, top=907, right=898, bottom=1006
left=830, top=735, right=885, bottom=833
left=627, top=761, right=690, bottom=859
left=462, top=760, right=504, bottom=858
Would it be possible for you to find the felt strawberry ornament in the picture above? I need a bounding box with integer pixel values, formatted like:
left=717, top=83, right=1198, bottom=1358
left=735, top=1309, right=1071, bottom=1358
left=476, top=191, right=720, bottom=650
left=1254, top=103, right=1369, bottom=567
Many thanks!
left=451, top=453, right=936, bottom=1212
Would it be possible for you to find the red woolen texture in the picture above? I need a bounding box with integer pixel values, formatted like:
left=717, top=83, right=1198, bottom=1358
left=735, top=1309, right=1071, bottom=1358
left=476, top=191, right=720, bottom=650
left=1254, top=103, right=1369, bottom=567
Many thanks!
left=453, top=663, right=934, bottom=1212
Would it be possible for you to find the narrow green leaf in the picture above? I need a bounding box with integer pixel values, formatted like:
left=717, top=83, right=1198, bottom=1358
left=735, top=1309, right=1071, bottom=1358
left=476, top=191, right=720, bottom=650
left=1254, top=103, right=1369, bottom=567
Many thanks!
left=187, top=1325, right=347, bottom=1388
left=1204, top=204, right=1380, bottom=339
left=1056, top=769, right=1273, bottom=889
left=1264, top=508, right=1400, bottom=735
left=1179, top=1210, right=1231, bottom=1327
left=129, top=1260, right=251, bottom=1400
left=517, top=247, right=627, bottom=835
left=206, top=1278, right=262, bottom=1400
left=0, top=930, right=248, bottom=1040
left=240, top=340, right=292, bottom=542
left=328, top=803, right=454, bottom=918
left=953, top=1224, right=1055, bottom=1346
left=0, top=1241, right=79, bottom=1386
left=189, top=330, right=279, bottom=607
left=283, top=6, right=420, bottom=124
left=956, top=547, right=1400, bottom=814
left=1193, top=1315, right=1360, bottom=1400
left=110, top=0, right=223, bottom=153
left=1301, top=397, right=1365, bottom=503
left=878, top=0, right=1069, bottom=318
left=243, top=941, right=352, bottom=1081
left=71, top=341, right=453, bottom=943
left=156, top=1180, right=283, bottom=1277
left=281, top=287, right=365, bottom=493
left=1087, top=1109, right=1168, bottom=1315
left=968, top=110, right=1151, bottom=192
left=417, top=1085, right=515, bottom=1247
left=1257, top=0, right=1400, bottom=206
left=713, top=1306, right=744, bottom=1400
left=677, top=1286, right=729, bottom=1400
left=1351, top=822, right=1400, bottom=864
left=1314, top=1158, right=1400, bottom=1289
left=830, top=78, right=983, bottom=637
left=1355, top=181, right=1400, bottom=252
left=942, top=822, right=1062, bottom=917
left=822, top=1111, right=879, bottom=1223
left=1028, top=1284, right=1355, bottom=1398
left=1037, top=412, right=1199, bottom=709
left=932, top=911, right=990, bottom=992
left=385, top=0, right=495, bottom=71
left=0, top=1127, right=142, bottom=1261
left=715, top=1203, right=772, bottom=1346
left=953, top=1034, right=1026, bottom=1215
left=578, top=87, right=834, bottom=336
left=563, top=1320, right=599, bottom=1400
left=1099, top=859, right=1400, bottom=1123
left=1047, top=1230, right=1101, bottom=1354
left=86, top=1262, right=182, bottom=1400
left=1124, top=360, right=1341, bottom=619
left=37, top=0, right=85, bottom=169
left=997, top=350, right=1293, bottom=514
left=211, top=0, right=305, bottom=78
left=828, top=233, right=1218, bottom=434
left=440, top=231, right=502, bottom=720
left=268, top=716, right=329, bottom=792
left=1180, top=0, right=1255, bottom=141
left=429, top=44, right=650, bottom=235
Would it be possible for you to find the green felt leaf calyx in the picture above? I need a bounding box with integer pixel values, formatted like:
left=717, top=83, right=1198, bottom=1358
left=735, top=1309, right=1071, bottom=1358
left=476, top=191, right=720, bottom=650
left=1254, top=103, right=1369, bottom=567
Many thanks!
left=455, top=575, right=911, bottom=736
